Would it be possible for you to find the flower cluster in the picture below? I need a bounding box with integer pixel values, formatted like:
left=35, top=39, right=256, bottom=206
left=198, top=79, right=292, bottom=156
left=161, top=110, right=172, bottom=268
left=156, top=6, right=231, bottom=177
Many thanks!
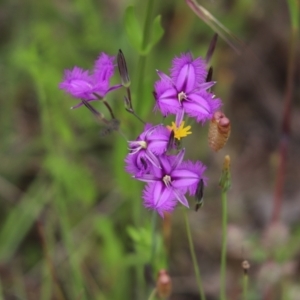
left=124, top=52, right=222, bottom=216
left=59, top=53, right=121, bottom=109
left=59, top=50, right=223, bottom=217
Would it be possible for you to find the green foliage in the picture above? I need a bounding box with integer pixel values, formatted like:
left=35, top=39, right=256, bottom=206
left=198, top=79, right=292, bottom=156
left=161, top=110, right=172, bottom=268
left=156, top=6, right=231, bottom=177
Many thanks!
left=127, top=222, right=167, bottom=273
left=125, top=6, right=143, bottom=53
left=144, top=15, right=164, bottom=55
left=287, top=0, right=299, bottom=29
left=125, top=5, right=164, bottom=55
left=44, top=154, right=97, bottom=205
left=0, top=181, right=51, bottom=262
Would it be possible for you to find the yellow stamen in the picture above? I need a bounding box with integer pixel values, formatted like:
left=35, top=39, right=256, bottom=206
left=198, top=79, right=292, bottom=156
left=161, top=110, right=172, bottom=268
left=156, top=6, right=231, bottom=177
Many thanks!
left=167, top=121, right=192, bottom=140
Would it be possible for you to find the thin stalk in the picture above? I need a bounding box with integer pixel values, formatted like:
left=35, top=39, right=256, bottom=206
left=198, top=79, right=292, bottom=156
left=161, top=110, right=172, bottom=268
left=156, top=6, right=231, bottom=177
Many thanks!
left=103, top=100, right=115, bottom=119
left=146, top=212, right=158, bottom=296
left=131, top=1, right=157, bottom=298
left=150, top=211, right=158, bottom=264
left=135, top=0, right=156, bottom=115
left=183, top=209, right=206, bottom=300
left=241, top=260, right=250, bottom=300
left=126, top=87, right=133, bottom=110
left=132, top=0, right=156, bottom=223
left=271, top=0, right=298, bottom=224
left=134, top=52, right=146, bottom=116
left=219, top=156, right=231, bottom=300
left=147, top=288, right=157, bottom=300
left=242, top=272, right=248, bottom=300
left=220, top=190, right=228, bottom=300
left=125, top=108, right=146, bottom=125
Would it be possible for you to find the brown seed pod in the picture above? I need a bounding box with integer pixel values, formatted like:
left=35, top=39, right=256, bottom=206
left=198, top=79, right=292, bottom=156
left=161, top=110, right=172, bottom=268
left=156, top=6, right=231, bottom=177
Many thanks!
left=156, top=269, right=172, bottom=299
left=242, top=260, right=251, bottom=275
left=208, top=111, right=231, bottom=151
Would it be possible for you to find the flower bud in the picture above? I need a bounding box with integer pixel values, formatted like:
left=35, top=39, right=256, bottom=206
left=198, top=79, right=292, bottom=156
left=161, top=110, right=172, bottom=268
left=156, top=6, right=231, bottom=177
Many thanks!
left=156, top=269, right=172, bottom=299
left=205, top=66, right=213, bottom=83
left=208, top=111, right=231, bottom=151
left=205, top=34, right=218, bottom=63
left=195, top=178, right=204, bottom=211
left=117, top=49, right=131, bottom=87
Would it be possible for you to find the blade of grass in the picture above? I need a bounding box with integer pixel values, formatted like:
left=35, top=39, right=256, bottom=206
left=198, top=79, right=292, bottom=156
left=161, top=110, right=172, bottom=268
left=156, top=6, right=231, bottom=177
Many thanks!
left=185, top=0, right=244, bottom=54
left=37, top=218, right=66, bottom=300
left=271, top=0, right=299, bottom=224
left=0, top=178, right=51, bottom=262
left=53, top=183, right=87, bottom=300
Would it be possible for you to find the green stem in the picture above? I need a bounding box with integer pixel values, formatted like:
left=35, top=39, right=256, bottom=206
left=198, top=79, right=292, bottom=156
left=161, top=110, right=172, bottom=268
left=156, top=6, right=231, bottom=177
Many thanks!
left=142, top=0, right=155, bottom=50
left=146, top=212, right=158, bottom=296
left=132, top=0, right=157, bottom=225
left=132, top=1, right=157, bottom=295
left=220, top=190, right=228, bottom=300
left=135, top=0, right=156, bottom=115
left=150, top=211, right=158, bottom=264
left=183, top=209, right=206, bottom=300
left=242, top=272, right=248, bottom=300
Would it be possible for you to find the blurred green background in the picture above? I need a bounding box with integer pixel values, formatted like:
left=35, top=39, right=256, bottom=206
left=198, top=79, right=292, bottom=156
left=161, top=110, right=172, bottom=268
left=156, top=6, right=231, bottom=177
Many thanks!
left=0, top=0, right=299, bottom=299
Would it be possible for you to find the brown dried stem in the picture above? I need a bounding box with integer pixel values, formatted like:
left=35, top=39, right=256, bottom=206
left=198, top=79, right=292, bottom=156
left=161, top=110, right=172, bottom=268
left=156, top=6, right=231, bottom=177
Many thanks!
left=271, top=24, right=298, bottom=224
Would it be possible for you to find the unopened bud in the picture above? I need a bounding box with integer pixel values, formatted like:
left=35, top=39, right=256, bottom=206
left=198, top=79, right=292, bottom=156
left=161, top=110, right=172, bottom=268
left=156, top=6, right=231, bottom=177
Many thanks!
left=117, top=49, right=131, bottom=87
left=156, top=269, right=172, bottom=299
left=206, top=34, right=218, bottom=63
left=208, top=111, right=231, bottom=151
left=195, top=179, right=204, bottom=211
left=205, top=66, right=213, bottom=83
left=167, top=130, right=175, bottom=152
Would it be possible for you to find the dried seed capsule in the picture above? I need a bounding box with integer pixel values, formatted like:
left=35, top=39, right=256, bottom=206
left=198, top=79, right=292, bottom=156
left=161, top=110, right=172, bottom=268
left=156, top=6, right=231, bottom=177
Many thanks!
left=208, top=111, right=231, bottom=151
left=242, top=260, right=250, bottom=275
left=156, top=269, right=172, bottom=299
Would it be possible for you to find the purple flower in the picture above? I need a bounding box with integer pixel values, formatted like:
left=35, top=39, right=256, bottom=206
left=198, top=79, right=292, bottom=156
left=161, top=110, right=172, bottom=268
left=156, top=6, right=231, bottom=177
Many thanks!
left=154, top=52, right=222, bottom=124
left=59, top=52, right=121, bottom=108
left=93, top=53, right=116, bottom=85
left=125, top=124, right=171, bottom=176
left=59, top=67, right=96, bottom=100
left=135, top=149, right=206, bottom=216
